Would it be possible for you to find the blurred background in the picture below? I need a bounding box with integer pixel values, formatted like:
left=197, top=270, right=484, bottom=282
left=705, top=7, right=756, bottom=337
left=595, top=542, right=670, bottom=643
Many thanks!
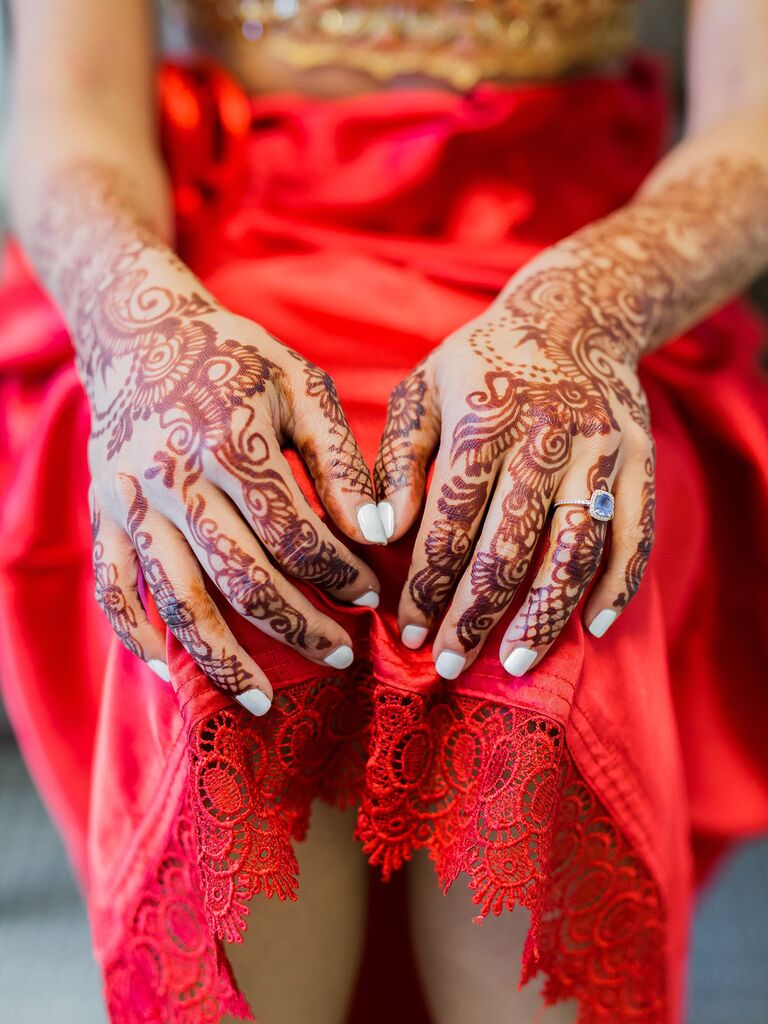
left=0, top=2, right=767, bottom=1022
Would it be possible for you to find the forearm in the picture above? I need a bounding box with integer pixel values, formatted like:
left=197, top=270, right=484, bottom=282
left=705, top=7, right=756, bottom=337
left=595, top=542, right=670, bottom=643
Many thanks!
left=7, top=0, right=174, bottom=332
left=503, top=0, right=768, bottom=363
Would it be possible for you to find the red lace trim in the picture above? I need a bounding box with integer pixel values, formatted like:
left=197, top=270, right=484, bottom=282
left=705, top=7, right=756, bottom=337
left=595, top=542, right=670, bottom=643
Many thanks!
left=103, top=671, right=666, bottom=1023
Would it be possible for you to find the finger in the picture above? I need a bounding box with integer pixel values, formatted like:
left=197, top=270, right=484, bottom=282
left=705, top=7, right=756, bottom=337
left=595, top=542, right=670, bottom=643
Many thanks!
left=431, top=442, right=558, bottom=677
left=288, top=358, right=386, bottom=545
left=180, top=485, right=356, bottom=670
left=584, top=448, right=655, bottom=637
left=373, top=366, right=440, bottom=541
left=500, top=450, right=618, bottom=676
left=210, top=423, right=381, bottom=607
left=91, top=505, right=168, bottom=677
left=123, top=483, right=275, bottom=715
left=397, top=420, right=501, bottom=664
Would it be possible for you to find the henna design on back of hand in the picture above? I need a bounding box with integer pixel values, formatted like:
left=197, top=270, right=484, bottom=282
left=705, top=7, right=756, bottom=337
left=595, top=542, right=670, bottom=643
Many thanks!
left=392, top=159, right=768, bottom=661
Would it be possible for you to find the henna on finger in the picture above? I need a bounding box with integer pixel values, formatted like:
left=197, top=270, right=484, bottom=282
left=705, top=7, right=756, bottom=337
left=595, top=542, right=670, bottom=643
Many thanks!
left=123, top=477, right=272, bottom=710
left=295, top=359, right=374, bottom=504
left=501, top=451, right=617, bottom=675
left=374, top=369, right=429, bottom=498
left=35, top=163, right=368, bottom=614
left=614, top=453, right=656, bottom=609
left=92, top=509, right=144, bottom=660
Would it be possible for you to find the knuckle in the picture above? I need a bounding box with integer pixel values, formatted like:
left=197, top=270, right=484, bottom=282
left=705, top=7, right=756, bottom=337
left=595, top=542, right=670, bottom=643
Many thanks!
left=623, top=424, right=655, bottom=461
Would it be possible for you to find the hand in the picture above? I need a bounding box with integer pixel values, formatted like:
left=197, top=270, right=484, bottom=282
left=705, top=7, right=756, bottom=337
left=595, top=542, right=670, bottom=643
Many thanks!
left=374, top=246, right=656, bottom=680
left=85, top=253, right=386, bottom=715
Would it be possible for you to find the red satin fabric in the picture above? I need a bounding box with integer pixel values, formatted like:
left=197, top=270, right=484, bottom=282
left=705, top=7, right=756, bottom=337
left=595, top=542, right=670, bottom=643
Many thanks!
left=1, top=59, right=768, bottom=1024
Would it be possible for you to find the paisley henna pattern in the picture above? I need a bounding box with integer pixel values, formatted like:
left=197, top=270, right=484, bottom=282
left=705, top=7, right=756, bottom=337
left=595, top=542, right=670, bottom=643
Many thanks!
left=394, top=159, right=768, bottom=653
left=91, top=509, right=144, bottom=658
left=32, top=164, right=364, bottom=680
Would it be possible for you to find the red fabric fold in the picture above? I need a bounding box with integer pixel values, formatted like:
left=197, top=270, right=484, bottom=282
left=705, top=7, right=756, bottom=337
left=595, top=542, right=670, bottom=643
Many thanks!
left=1, top=57, right=768, bottom=1024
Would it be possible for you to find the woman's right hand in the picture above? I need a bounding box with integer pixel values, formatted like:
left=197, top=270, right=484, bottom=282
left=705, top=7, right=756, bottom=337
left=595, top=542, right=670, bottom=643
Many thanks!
left=84, top=244, right=385, bottom=716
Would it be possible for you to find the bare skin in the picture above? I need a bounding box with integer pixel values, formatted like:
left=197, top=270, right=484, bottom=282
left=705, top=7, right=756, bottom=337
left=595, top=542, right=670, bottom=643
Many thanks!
left=7, top=0, right=768, bottom=1021
left=222, top=803, right=368, bottom=1024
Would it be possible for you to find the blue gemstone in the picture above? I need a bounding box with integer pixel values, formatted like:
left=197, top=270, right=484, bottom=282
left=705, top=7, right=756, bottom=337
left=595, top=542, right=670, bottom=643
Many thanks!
left=592, top=490, right=614, bottom=518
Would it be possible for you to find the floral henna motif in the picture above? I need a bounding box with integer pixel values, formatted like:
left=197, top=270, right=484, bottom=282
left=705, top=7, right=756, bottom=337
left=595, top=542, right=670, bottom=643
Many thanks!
left=34, top=164, right=360, bottom=609
left=91, top=509, right=144, bottom=659
left=514, top=452, right=617, bottom=649
left=374, top=369, right=428, bottom=496
left=404, top=161, right=768, bottom=646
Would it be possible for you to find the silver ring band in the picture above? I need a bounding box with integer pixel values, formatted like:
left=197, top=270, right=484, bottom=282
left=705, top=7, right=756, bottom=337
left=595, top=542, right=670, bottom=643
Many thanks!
left=553, top=488, right=615, bottom=522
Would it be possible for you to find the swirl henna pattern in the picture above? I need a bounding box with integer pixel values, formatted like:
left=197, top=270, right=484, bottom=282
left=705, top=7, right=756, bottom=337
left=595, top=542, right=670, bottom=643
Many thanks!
left=33, top=162, right=381, bottom=696
left=376, top=159, right=768, bottom=672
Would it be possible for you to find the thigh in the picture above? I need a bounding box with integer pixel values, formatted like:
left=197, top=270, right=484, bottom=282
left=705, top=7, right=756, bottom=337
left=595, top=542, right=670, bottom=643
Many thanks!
left=406, top=850, right=578, bottom=1024
left=223, top=801, right=369, bottom=1024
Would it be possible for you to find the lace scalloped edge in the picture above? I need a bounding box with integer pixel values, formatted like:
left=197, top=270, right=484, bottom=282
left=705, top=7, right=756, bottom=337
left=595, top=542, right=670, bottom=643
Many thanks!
left=103, top=670, right=667, bottom=1024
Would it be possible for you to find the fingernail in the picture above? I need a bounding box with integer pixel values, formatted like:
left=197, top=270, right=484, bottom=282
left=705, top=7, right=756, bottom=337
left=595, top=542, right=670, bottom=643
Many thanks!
left=503, top=647, right=537, bottom=677
left=357, top=503, right=388, bottom=544
left=352, top=589, right=380, bottom=609
left=588, top=609, right=618, bottom=638
left=147, top=658, right=171, bottom=682
left=377, top=501, right=395, bottom=539
left=324, top=644, right=354, bottom=670
left=236, top=688, right=272, bottom=716
left=435, top=651, right=466, bottom=680
left=401, top=624, right=428, bottom=650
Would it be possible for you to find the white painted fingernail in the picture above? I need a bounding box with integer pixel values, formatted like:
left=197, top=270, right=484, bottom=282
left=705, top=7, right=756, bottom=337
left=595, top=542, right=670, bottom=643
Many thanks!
left=503, top=647, right=538, bottom=677
left=401, top=624, right=428, bottom=650
left=352, top=590, right=380, bottom=609
left=357, top=503, right=388, bottom=544
left=324, top=644, right=354, bottom=670
left=147, top=659, right=171, bottom=682
left=236, top=688, right=272, bottom=716
left=435, top=651, right=466, bottom=680
left=588, top=609, right=618, bottom=638
left=378, top=501, right=395, bottom=539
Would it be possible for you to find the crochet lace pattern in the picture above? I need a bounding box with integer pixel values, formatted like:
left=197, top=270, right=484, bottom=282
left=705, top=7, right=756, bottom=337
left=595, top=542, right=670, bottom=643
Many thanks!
left=104, top=667, right=666, bottom=1023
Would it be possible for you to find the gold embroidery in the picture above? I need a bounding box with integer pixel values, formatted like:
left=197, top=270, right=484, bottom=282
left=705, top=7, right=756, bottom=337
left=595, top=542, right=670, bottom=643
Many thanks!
left=164, top=0, right=636, bottom=90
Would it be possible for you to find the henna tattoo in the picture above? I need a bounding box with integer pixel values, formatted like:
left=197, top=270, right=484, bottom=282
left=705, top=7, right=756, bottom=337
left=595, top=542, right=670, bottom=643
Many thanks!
left=92, top=510, right=143, bottom=658
left=614, top=453, right=656, bottom=609
left=409, top=476, right=489, bottom=620
left=298, top=360, right=374, bottom=503
left=124, top=478, right=254, bottom=695
left=35, top=163, right=359, bottom=610
left=185, top=492, right=315, bottom=649
left=403, top=161, right=768, bottom=647
left=514, top=453, right=616, bottom=648
left=374, top=370, right=428, bottom=496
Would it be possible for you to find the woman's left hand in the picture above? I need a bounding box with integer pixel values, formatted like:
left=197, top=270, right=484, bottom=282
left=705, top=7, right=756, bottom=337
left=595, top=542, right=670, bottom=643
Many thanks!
left=373, top=245, right=657, bottom=679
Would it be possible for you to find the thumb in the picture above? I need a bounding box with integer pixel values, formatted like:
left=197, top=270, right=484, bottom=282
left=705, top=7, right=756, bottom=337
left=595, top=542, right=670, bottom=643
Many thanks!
left=374, top=367, right=440, bottom=542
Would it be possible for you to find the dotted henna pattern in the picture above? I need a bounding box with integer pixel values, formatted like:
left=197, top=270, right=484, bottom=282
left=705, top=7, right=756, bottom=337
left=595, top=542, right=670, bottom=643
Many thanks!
left=375, top=159, right=768, bottom=649
left=33, top=164, right=365, bottom=672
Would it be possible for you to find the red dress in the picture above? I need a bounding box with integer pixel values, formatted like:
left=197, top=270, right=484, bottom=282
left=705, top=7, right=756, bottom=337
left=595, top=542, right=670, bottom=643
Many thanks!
left=1, top=59, right=768, bottom=1024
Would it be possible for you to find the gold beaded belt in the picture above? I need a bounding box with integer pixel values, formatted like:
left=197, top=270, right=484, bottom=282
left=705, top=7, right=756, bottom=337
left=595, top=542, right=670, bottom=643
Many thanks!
left=166, top=0, right=636, bottom=91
